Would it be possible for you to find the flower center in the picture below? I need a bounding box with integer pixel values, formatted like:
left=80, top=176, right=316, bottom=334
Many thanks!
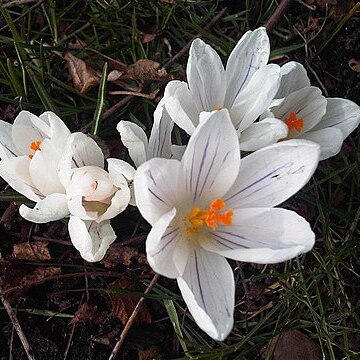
left=284, top=112, right=304, bottom=133
left=28, top=140, right=42, bottom=159
left=186, top=199, right=233, bottom=233
left=214, top=106, right=224, bottom=111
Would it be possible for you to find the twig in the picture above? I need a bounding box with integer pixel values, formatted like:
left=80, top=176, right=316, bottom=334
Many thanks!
left=108, top=273, right=160, bottom=360
left=0, top=285, right=35, bottom=360
left=265, top=0, right=294, bottom=33
left=163, top=7, right=228, bottom=70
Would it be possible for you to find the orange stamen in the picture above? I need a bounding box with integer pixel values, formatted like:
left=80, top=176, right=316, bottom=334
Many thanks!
left=30, top=141, right=42, bottom=151
left=214, top=106, right=224, bottom=111
left=28, top=140, right=42, bottom=159
left=186, top=199, right=233, bottom=233
left=284, top=112, right=304, bottom=133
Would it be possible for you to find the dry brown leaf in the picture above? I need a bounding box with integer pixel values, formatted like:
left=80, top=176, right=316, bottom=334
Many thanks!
left=12, top=241, right=51, bottom=261
left=124, top=59, right=168, bottom=81
left=101, top=244, right=147, bottom=268
left=109, top=278, right=152, bottom=325
left=19, top=266, right=61, bottom=287
left=348, top=58, right=360, bottom=77
left=262, top=330, right=322, bottom=360
left=141, top=33, right=158, bottom=44
left=71, top=302, right=109, bottom=325
left=139, top=345, right=161, bottom=360
left=63, top=52, right=100, bottom=94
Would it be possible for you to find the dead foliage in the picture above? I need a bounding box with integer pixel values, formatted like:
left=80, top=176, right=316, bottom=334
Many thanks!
left=262, top=330, right=322, bottom=360
left=108, top=277, right=152, bottom=325
left=101, top=243, right=147, bottom=268
left=138, top=345, right=162, bottom=360
left=70, top=301, right=109, bottom=325
left=348, top=58, right=360, bottom=77
left=12, top=241, right=51, bottom=261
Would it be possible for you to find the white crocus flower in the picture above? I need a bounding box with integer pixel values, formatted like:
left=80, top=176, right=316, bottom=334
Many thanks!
left=134, top=109, right=320, bottom=340
left=59, top=132, right=132, bottom=262
left=163, top=27, right=288, bottom=150
left=269, top=61, right=360, bottom=160
left=0, top=111, right=71, bottom=222
left=117, top=102, right=176, bottom=168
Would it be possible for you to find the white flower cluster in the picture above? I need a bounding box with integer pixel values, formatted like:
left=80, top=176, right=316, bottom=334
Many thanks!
left=0, top=27, right=359, bottom=340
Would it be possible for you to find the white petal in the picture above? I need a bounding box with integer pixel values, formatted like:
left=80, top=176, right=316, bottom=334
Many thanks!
left=187, top=39, right=226, bottom=111
left=147, top=105, right=174, bottom=160
left=299, top=128, right=343, bottom=161
left=275, top=61, right=310, bottom=99
left=68, top=217, right=116, bottom=262
left=239, top=118, right=288, bottom=151
left=225, top=27, right=270, bottom=108
left=146, top=208, right=186, bottom=278
left=68, top=194, right=95, bottom=220
left=311, top=98, right=360, bottom=139
left=59, top=132, right=104, bottom=188
left=181, top=109, right=240, bottom=204
left=231, top=64, right=281, bottom=132
left=12, top=111, right=50, bottom=155
left=177, top=247, right=234, bottom=341
left=107, top=158, right=136, bottom=187
left=271, top=86, right=327, bottom=135
left=134, top=158, right=183, bottom=225
left=29, top=139, right=65, bottom=195
left=0, top=120, right=18, bottom=159
left=107, top=158, right=136, bottom=206
left=0, top=156, right=41, bottom=202
left=97, top=187, right=130, bottom=222
left=163, top=81, right=198, bottom=135
left=117, top=120, right=148, bottom=167
left=19, top=193, right=69, bottom=223
left=224, top=139, right=320, bottom=208
left=202, top=208, right=315, bottom=264
left=171, top=145, right=186, bottom=160
left=42, top=111, right=71, bottom=148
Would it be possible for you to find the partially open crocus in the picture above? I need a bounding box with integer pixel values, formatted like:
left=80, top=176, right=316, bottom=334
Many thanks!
left=59, top=132, right=133, bottom=262
left=163, top=27, right=288, bottom=150
left=134, top=109, right=320, bottom=340
left=0, top=111, right=71, bottom=222
left=269, top=62, right=360, bottom=160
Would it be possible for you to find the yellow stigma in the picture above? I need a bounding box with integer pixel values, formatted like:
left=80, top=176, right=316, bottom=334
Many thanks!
left=214, top=106, right=224, bottom=111
left=28, top=140, right=42, bottom=159
left=284, top=112, right=304, bottom=133
left=186, top=199, right=233, bottom=233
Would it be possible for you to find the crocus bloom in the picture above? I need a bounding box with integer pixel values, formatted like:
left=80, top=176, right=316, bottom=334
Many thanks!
left=163, top=27, right=288, bottom=150
left=134, top=109, right=320, bottom=340
left=59, top=132, right=133, bottom=262
left=269, top=62, right=360, bottom=160
left=117, top=103, right=176, bottom=168
left=0, top=111, right=71, bottom=222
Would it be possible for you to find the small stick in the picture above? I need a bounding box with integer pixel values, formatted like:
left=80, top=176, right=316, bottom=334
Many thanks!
left=108, top=273, right=160, bottom=360
left=265, top=0, right=294, bottom=33
left=0, top=285, right=35, bottom=360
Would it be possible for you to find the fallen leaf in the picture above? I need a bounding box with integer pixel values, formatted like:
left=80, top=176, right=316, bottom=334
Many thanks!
left=109, top=278, right=152, bottom=325
left=262, top=330, right=322, bottom=360
left=141, top=33, right=158, bottom=44
left=348, top=58, right=360, bottom=77
left=19, top=266, right=61, bottom=287
left=124, top=59, right=168, bottom=81
left=12, top=241, right=51, bottom=261
left=63, top=52, right=100, bottom=94
left=70, top=302, right=109, bottom=325
left=139, top=345, right=161, bottom=360
left=101, top=244, right=147, bottom=268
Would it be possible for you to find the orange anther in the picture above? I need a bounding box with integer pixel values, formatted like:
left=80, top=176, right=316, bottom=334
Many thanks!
left=30, top=141, right=42, bottom=151
left=284, top=112, right=304, bottom=133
